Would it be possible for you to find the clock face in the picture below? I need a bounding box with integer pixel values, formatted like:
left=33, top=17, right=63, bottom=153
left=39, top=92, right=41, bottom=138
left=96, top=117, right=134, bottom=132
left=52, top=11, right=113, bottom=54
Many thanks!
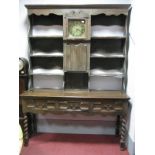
left=68, top=20, right=86, bottom=38
left=19, top=59, right=24, bottom=71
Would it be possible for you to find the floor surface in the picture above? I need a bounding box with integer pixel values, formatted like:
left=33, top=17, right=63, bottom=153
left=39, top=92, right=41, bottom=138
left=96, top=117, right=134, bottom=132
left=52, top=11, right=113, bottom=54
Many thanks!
left=21, top=133, right=129, bottom=155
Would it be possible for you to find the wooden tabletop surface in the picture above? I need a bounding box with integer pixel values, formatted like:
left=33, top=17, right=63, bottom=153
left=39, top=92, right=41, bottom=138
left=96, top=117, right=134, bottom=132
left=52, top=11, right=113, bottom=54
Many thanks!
left=20, top=89, right=129, bottom=100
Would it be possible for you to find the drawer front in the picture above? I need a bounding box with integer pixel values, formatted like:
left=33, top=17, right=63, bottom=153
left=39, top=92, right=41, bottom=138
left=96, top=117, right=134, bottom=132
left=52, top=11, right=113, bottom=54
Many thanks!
left=92, top=101, right=123, bottom=113
left=22, top=99, right=124, bottom=114
left=23, top=99, right=58, bottom=112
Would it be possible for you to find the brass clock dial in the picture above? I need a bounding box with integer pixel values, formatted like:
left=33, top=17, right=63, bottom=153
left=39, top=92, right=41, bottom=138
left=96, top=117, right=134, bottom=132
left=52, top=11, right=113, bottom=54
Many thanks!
left=19, top=59, right=24, bottom=71
left=68, top=20, right=85, bottom=38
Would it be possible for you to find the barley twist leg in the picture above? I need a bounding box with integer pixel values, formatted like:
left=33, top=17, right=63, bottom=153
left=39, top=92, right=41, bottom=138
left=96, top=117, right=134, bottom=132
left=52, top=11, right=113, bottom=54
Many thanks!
left=23, top=114, right=29, bottom=146
left=120, top=115, right=127, bottom=150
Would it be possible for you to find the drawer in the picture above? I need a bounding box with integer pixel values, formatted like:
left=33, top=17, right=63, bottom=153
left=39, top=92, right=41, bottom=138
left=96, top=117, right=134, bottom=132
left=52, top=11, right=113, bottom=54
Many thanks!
left=23, top=99, right=55, bottom=112
left=56, top=100, right=90, bottom=112
left=22, top=99, right=124, bottom=114
left=92, top=101, right=124, bottom=112
left=58, top=101, right=88, bottom=111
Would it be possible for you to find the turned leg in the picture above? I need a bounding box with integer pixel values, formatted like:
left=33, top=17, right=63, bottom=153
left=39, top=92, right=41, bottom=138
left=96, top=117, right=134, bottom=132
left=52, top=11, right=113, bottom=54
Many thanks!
left=120, top=115, right=127, bottom=150
left=23, top=114, right=29, bottom=146
left=115, top=115, right=120, bottom=136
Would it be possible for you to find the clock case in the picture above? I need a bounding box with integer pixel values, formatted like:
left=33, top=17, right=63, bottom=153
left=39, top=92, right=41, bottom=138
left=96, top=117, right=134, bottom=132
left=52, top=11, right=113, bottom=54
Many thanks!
left=19, top=57, right=29, bottom=76
left=63, top=15, right=91, bottom=40
left=63, top=14, right=91, bottom=84
left=19, top=57, right=37, bottom=137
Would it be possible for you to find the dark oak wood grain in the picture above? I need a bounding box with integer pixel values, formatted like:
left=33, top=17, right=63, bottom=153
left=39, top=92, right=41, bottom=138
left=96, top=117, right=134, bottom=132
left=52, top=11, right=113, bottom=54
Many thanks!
left=64, top=43, right=90, bottom=71
left=22, top=3, right=131, bottom=151
left=21, top=89, right=129, bottom=99
left=21, top=89, right=129, bottom=149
